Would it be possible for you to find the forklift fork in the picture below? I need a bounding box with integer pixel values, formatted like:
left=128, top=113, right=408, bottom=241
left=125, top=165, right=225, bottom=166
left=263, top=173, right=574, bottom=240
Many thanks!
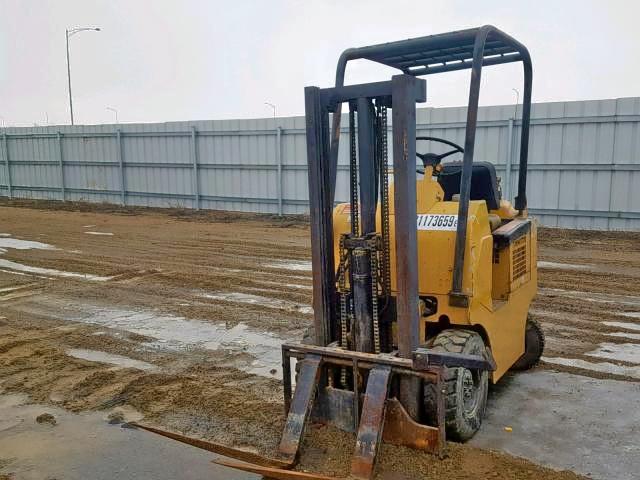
left=211, top=358, right=397, bottom=480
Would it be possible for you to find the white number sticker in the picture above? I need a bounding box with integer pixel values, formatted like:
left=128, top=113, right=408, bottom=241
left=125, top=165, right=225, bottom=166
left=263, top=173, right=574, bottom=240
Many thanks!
left=417, top=214, right=458, bottom=231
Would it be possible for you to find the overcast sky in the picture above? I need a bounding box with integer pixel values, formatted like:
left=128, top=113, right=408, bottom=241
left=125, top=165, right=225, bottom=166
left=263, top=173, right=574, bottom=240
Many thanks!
left=1, top=0, right=638, bottom=126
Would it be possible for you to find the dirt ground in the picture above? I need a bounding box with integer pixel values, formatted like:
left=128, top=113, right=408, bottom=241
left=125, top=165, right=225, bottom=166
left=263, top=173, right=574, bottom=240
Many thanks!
left=1, top=199, right=639, bottom=479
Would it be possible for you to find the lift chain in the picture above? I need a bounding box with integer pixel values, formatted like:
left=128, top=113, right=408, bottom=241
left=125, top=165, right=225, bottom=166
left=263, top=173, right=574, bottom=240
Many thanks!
left=337, top=234, right=350, bottom=348
left=349, top=107, right=360, bottom=235
left=337, top=233, right=350, bottom=386
left=370, top=236, right=381, bottom=354
left=378, top=105, right=392, bottom=299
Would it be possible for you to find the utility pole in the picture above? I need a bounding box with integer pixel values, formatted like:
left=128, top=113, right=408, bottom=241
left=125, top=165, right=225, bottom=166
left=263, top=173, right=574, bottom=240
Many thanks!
left=264, top=102, right=276, bottom=119
left=106, top=107, right=119, bottom=124
left=66, top=26, right=101, bottom=125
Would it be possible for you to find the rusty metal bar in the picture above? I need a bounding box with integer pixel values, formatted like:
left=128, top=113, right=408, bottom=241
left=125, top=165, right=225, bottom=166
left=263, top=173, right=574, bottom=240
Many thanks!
left=277, top=354, right=323, bottom=462
left=391, top=74, right=424, bottom=358
left=350, top=364, right=392, bottom=480
left=357, top=97, right=376, bottom=234
left=383, top=398, right=441, bottom=454
left=304, top=86, right=336, bottom=346
left=213, top=459, right=336, bottom=480
left=284, top=344, right=410, bottom=369
left=391, top=75, right=426, bottom=421
left=352, top=247, right=374, bottom=353
left=282, top=344, right=440, bottom=382
left=413, top=348, right=496, bottom=371
left=131, top=423, right=291, bottom=469
left=450, top=26, right=490, bottom=307
left=282, top=345, right=292, bottom=414
left=320, top=80, right=393, bottom=108
left=353, top=357, right=360, bottom=431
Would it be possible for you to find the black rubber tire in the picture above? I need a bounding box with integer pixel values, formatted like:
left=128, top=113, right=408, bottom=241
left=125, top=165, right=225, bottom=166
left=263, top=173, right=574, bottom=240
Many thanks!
left=511, top=316, right=545, bottom=371
left=423, top=329, right=489, bottom=442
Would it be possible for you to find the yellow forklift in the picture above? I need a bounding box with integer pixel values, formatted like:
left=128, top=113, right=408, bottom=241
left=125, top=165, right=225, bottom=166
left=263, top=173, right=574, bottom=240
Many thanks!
left=136, top=25, right=544, bottom=479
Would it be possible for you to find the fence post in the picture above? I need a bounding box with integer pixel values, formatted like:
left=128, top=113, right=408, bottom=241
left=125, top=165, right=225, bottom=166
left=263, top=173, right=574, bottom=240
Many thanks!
left=2, top=133, right=11, bottom=198
left=504, top=117, right=514, bottom=202
left=116, top=129, right=126, bottom=206
left=57, top=132, right=66, bottom=201
left=276, top=126, right=283, bottom=216
left=191, top=126, right=199, bottom=210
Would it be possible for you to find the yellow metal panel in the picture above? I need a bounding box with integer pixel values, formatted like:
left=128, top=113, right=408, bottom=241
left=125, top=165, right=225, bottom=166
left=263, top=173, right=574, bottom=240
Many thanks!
left=331, top=173, right=539, bottom=383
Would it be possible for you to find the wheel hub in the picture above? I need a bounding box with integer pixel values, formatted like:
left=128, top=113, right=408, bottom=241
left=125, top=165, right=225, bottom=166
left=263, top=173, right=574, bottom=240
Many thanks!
left=461, top=369, right=478, bottom=412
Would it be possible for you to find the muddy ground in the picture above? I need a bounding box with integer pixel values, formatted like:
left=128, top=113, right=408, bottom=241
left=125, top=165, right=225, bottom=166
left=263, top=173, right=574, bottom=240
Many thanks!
left=1, top=199, right=639, bottom=479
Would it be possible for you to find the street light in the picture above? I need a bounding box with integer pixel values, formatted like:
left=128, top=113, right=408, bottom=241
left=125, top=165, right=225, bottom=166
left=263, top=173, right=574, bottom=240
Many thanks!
left=106, top=107, right=119, bottom=124
left=512, top=88, right=520, bottom=120
left=264, top=102, right=276, bottom=119
left=66, top=26, right=101, bottom=125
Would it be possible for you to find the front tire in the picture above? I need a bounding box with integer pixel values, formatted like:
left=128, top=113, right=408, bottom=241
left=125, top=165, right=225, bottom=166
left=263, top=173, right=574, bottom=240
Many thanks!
left=424, top=329, right=489, bottom=442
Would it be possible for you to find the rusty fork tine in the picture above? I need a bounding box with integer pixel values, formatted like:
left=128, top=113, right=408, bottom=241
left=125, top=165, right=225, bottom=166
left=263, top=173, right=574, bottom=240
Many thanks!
left=130, top=422, right=291, bottom=469
left=350, top=364, right=392, bottom=480
left=277, top=354, right=323, bottom=463
left=213, top=459, right=337, bottom=480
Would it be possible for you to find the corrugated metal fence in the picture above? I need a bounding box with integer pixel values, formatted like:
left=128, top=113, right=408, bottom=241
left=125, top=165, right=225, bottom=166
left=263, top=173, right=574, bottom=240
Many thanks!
left=1, top=97, right=639, bottom=230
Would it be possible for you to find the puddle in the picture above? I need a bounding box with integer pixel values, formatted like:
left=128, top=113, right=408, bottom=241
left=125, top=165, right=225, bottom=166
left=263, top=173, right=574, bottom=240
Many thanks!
left=0, top=234, right=111, bottom=281
left=585, top=343, right=640, bottom=364
left=0, top=393, right=253, bottom=480
left=0, top=259, right=112, bottom=282
left=620, top=312, right=640, bottom=319
left=539, top=288, right=640, bottom=307
left=201, top=291, right=313, bottom=315
left=257, top=280, right=312, bottom=291
left=538, top=260, right=640, bottom=277
left=67, top=348, right=158, bottom=371
left=85, top=231, right=114, bottom=236
left=264, top=260, right=312, bottom=272
left=0, top=236, right=54, bottom=251
left=538, top=261, right=592, bottom=271
left=0, top=417, right=23, bottom=432
left=542, top=356, right=640, bottom=379
left=602, top=321, right=640, bottom=332
left=83, top=225, right=96, bottom=228
left=63, top=304, right=298, bottom=379
left=607, top=332, right=640, bottom=341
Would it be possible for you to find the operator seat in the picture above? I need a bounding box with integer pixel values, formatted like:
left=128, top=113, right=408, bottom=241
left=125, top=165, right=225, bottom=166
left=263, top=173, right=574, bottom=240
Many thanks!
left=438, top=161, right=501, bottom=211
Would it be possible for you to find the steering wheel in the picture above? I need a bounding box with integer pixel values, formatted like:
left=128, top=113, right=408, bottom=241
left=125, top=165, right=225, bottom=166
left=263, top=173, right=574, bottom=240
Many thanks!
left=416, top=136, right=464, bottom=174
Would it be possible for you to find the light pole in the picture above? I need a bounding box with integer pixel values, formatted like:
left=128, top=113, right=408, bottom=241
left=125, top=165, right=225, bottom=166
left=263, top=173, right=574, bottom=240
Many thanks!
left=66, top=26, right=101, bottom=125
left=512, top=88, right=520, bottom=120
left=264, top=102, right=276, bottom=119
left=106, top=107, right=119, bottom=124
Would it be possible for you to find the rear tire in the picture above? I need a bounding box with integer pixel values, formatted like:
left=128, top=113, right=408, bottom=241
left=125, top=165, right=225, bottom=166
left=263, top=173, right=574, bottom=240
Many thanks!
left=511, top=316, right=545, bottom=371
left=423, top=329, right=489, bottom=442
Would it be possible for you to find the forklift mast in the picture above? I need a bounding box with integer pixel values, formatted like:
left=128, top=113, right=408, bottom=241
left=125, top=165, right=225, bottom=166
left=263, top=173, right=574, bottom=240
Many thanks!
left=306, top=25, right=533, bottom=352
